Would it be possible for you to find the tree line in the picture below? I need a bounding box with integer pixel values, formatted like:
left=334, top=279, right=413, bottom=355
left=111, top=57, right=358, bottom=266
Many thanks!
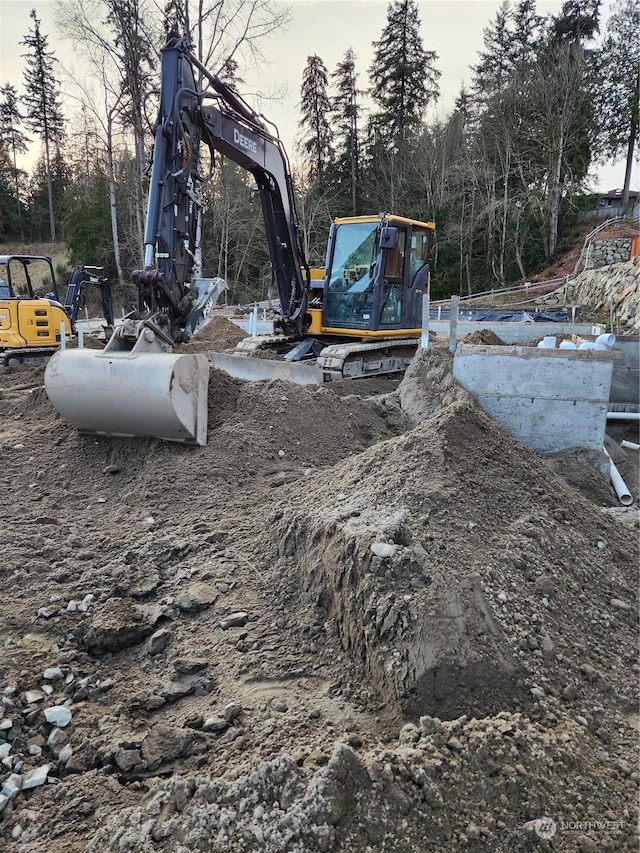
left=0, top=0, right=637, bottom=303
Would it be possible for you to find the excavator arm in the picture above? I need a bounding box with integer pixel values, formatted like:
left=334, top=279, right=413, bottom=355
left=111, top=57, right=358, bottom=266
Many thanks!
left=134, top=37, right=308, bottom=339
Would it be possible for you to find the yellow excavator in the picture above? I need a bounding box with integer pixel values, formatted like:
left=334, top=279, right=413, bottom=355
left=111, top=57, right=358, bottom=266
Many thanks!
left=44, top=37, right=435, bottom=445
left=0, top=255, right=114, bottom=366
left=0, top=255, right=71, bottom=365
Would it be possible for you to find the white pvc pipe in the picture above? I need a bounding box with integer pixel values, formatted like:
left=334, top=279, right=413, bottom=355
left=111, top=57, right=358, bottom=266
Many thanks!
left=621, top=440, right=640, bottom=451
left=595, top=333, right=616, bottom=348
left=604, top=448, right=633, bottom=506
left=607, top=412, right=640, bottom=421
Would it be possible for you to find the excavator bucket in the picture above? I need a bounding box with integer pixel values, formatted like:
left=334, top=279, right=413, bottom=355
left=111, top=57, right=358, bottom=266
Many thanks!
left=44, top=325, right=210, bottom=445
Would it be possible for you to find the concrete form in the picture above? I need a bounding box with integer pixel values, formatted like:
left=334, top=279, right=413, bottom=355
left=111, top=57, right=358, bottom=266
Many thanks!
left=429, top=320, right=597, bottom=345
left=452, top=344, right=620, bottom=454
left=609, top=335, right=640, bottom=409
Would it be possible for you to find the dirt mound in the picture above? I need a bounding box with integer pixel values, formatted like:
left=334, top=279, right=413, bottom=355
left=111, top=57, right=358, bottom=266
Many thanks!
left=180, top=314, right=248, bottom=352
left=0, top=348, right=637, bottom=852
left=461, top=329, right=507, bottom=346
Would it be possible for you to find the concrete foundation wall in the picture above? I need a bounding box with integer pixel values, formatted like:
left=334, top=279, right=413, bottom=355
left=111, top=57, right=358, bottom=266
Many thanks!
left=429, top=321, right=593, bottom=345
left=453, top=344, right=617, bottom=454
left=609, top=336, right=640, bottom=407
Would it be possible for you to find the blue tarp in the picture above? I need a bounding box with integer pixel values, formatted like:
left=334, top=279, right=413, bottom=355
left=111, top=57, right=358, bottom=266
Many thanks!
left=429, top=309, right=569, bottom=323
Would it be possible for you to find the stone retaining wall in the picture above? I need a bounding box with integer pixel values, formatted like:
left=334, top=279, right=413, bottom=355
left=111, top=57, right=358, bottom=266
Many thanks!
left=539, top=258, right=639, bottom=332
left=570, top=258, right=639, bottom=331
left=587, top=238, right=632, bottom=268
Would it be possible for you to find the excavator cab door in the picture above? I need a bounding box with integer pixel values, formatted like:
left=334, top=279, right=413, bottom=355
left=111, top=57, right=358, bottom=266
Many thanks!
left=378, top=228, right=407, bottom=329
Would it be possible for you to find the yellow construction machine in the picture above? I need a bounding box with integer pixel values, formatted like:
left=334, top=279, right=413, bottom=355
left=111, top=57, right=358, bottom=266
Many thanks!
left=0, top=255, right=72, bottom=366
left=0, top=255, right=115, bottom=367
left=44, top=37, right=435, bottom=445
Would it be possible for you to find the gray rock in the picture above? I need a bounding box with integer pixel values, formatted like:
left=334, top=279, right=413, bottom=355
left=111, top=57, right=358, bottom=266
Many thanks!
left=114, top=748, right=141, bottom=773
left=48, top=727, right=68, bottom=751
left=43, top=667, right=64, bottom=680
left=610, top=598, right=631, bottom=611
left=224, top=702, right=242, bottom=723
left=44, top=706, right=72, bottom=727
left=37, top=608, right=56, bottom=619
left=370, top=542, right=398, bottom=558
left=203, top=716, right=229, bottom=733
left=220, top=612, right=248, bottom=630
left=1, top=773, right=22, bottom=800
left=148, top=628, right=172, bottom=655
left=23, top=690, right=45, bottom=704
left=141, top=723, right=200, bottom=770
left=175, top=583, right=218, bottom=613
left=22, top=765, right=50, bottom=789
left=174, top=657, right=208, bottom=674
left=58, top=743, right=73, bottom=764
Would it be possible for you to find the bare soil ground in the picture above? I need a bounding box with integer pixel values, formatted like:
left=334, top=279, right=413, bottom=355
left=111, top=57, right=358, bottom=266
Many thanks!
left=0, top=324, right=638, bottom=853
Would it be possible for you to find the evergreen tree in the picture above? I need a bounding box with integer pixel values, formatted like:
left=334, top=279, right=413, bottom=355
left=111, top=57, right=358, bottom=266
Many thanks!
left=21, top=9, right=66, bottom=241
left=0, top=144, right=22, bottom=241
left=63, top=168, right=112, bottom=268
left=0, top=83, right=30, bottom=240
left=63, top=106, right=112, bottom=268
left=26, top=150, right=68, bottom=243
left=330, top=48, right=362, bottom=215
left=472, top=1, right=515, bottom=97
left=368, top=0, right=440, bottom=154
left=163, top=0, right=187, bottom=38
left=551, top=0, right=600, bottom=43
left=298, top=55, right=332, bottom=187
left=511, top=0, right=544, bottom=64
left=593, top=0, right=640, bottom=209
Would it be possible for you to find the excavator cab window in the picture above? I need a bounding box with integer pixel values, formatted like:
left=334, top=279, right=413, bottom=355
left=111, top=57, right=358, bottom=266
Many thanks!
left=409, top=229, right=431, bottom=287
left=324, top=220, right=379, bottom=329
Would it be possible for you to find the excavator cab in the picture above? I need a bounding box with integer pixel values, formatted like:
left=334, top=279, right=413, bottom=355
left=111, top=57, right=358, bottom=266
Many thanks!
left=310, top=215, right=435, bottom=338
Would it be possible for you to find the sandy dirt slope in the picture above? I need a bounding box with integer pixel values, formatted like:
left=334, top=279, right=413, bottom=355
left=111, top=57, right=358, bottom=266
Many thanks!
left=0, top=327, right=638, bottom=853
